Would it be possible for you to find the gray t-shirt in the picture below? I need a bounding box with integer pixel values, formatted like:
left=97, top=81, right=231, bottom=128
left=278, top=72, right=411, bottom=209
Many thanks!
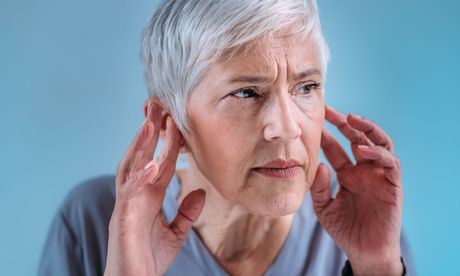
left=38, top=173, right=416, bottom=275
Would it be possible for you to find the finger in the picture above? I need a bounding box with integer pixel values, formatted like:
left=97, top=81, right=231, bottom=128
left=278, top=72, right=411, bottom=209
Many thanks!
left=321, top=127, right=353, bottom=171
left=153, top=116, right=182, bottom=189
left=325, top=106, right=373, bottom=146
left=347, top=114, right=394, bottom=152
left=325, top=106, right=374, bottom=164
left=356, top=145, right=402, bottom=185
left=143, top=102, right=163, bottom=160
left=122, top=160, right=162, bottom=200
left=129, top=103, right=163, bottom=172
left=116, top=120, right=151, bottom=186
left=169, top=189, right=206, bottom=241
left=356, top=145, right=398, bottom=168
left=310, top=163, right=332, bottom=216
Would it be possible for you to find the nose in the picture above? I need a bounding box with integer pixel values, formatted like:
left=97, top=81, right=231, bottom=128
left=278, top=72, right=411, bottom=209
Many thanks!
left=263, top=92, right=302, bottom=142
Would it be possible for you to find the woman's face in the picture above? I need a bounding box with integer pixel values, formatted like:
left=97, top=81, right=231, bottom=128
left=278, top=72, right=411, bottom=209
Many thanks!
left=185, top=33, right=325, bottom=216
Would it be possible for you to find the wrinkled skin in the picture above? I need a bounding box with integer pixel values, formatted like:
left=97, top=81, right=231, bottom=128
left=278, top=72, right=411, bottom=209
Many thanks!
left=104, top=32, right=404, bottom=276
left=311, top=106, right=404, bottom=275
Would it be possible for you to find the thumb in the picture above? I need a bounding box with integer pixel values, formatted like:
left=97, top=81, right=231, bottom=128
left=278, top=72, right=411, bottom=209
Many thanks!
left=310, top=163, right=332, bottom=216
left=169, top=189, right=206, bottom=240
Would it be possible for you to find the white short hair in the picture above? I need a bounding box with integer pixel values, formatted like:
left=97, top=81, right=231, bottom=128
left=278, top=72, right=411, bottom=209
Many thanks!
left=141, top=0, right=330, bottom=138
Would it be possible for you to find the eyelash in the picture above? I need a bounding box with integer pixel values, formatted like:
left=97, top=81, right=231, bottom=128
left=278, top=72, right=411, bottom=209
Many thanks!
left=230, top=82, right=321, bottom=99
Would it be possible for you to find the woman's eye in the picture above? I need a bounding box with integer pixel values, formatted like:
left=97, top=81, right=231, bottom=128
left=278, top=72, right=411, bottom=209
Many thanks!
left=229, top=83, right=320, bottom=100
left=297, top=82, right=321, bottom=95
left=231, top=88, right=260, bottom=99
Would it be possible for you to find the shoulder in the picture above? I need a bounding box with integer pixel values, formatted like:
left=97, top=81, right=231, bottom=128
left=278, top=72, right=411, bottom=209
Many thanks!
left=38, top=175, right=117, bottom=276
left=62, top=174, right=116, bottom=209
left=57, top=174, right=116, bottom=237
left=61, top=174, right=115, bottom=208
left=58, top=173, right=116, bottom=234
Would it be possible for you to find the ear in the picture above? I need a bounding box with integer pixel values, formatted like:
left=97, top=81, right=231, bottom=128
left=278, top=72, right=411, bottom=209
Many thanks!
left=143, top=97, right=168, bottom=139
left=143, top=97, right=189, bottom=153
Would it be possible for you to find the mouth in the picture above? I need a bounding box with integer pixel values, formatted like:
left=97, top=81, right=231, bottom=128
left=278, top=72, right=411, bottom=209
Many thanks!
left=252, top=165, right=302, bottom=179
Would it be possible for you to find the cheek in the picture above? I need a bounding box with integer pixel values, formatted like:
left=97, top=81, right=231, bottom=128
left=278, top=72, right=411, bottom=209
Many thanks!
left=189, top=111, right=257, bottom=195
left=298, top=102, right=324, bottom=181
left=303, top=122, right=323, bottom=181
left=187, top=94, right=324, bottom=200
left=219, top=99, right=262, bottom=127
left=206, top=103, right=261, bottom=171
left=294, top=90, right=324, bottom=114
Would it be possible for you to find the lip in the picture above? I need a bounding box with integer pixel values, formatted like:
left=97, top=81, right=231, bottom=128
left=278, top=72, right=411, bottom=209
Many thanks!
left=257, top=159, right=302, bottom=169
left=252, top=159, right=303, bottom=179
left=253, top=166, right=301, bottom=178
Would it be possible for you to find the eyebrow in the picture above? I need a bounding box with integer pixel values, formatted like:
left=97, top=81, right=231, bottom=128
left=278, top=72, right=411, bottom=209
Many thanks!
left=226, top=68, right=322, bottom=84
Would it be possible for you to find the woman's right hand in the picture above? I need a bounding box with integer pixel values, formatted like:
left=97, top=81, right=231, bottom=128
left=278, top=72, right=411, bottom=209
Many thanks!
left=104, top=103, right=206, bottom=276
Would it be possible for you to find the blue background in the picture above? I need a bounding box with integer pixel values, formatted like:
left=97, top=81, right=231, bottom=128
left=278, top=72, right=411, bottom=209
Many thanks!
left=1, top=0, right=458, bottom=275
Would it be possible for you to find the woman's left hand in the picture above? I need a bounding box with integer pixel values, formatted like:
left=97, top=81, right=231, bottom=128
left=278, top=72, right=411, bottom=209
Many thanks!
left=310, top=106, right=404, bottom=276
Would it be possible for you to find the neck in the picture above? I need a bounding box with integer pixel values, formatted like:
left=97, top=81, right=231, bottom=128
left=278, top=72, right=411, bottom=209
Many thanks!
left=175, top=160, right=295, bottom=275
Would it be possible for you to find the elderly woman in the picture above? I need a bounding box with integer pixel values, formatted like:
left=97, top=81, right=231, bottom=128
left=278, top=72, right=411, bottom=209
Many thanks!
left=38, top=0, right=416, bottom=275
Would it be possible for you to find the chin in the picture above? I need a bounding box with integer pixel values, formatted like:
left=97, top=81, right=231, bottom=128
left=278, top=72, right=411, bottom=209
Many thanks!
left=239, top=172, right=309, bottom=216
left=258, top=191, right=304, bottom=217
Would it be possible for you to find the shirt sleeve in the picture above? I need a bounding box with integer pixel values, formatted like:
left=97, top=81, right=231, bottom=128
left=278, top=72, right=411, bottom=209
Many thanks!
left=37, top=210, right=84, bottom=276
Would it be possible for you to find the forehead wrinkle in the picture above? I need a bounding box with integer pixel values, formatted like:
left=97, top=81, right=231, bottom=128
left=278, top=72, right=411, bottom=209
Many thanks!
left=220, top=35, right=316, bottom=85
left=259, top=44, right=276, bottom=83
left=285, top=45, right=295, bottom=83
left=273, top=37, right=298, bottom=84
left=258, top=40, right=294, bottom=85
left=274, top=47, right=294, bottom=84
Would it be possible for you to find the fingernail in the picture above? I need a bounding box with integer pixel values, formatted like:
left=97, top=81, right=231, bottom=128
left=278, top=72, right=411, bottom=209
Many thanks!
left=142, top=119, right=151, bottom=135
left=357, top=145, right=370, bottom=150
left=350, top=114, right=362, bottom=119
left=144, top=160, right=157, bottom=170
left=166, top=115, right=175, bottom=129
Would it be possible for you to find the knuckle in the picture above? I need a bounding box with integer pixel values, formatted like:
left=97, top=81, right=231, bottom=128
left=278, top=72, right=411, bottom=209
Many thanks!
left=338, top=123, right=348, bottom=131
left=353, top=133, right=368, bottom=145
left=170, top=223, right=187, bottom=240
left=363, top=124, right=375, bottom=134
left=118, top=167, right=129, bottom=179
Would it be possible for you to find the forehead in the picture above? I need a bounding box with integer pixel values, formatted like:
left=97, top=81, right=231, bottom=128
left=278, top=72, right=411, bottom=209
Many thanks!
left=218, top=33, right=321, bottom=76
